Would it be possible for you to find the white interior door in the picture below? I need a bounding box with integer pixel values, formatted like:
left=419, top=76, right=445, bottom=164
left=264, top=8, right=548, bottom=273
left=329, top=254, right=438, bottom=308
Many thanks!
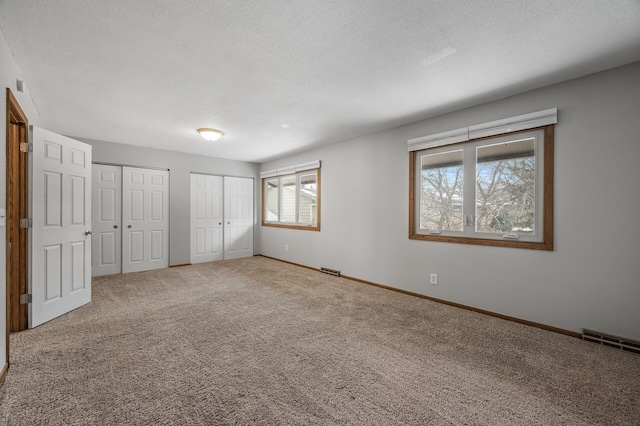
left=92, top=164, right=122, bottom=276
left=29, top=126, right=92, bottom=328
left=224, top=176, right=254, bottom=259
left=190, top=174, right=224, bottom=263
left=122, top=167, right=169, bottom=273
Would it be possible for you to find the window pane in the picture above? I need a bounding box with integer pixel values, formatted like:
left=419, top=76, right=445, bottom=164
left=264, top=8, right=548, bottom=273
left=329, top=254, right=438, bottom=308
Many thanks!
left=265, top=178, right=279, bottom=221
left=298, top=173, right=317, bottom=224
left=476, top=138, right=535, bottom=234
left=420, top=150, right=464, bottom=231
left=281, top=175, right=297, bottom=223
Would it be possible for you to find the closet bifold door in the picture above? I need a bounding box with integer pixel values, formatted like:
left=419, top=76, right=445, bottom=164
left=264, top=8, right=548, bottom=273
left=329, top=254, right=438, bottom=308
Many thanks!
left=92, top=164, right=122, bottom=276
left=122, top=167, right=170, bottom=273
left=223, top=176, right=254, bottom=260
left=190, top=173, right=224, bottom=264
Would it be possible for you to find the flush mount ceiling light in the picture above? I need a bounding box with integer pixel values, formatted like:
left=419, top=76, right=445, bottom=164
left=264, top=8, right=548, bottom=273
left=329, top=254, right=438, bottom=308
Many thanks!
left=197, top=128, right=224, bottom=142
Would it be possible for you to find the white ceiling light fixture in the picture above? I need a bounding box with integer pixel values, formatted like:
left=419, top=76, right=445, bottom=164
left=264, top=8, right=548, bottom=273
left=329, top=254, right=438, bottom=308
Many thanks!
left=197, top=128, right=224, bottom=141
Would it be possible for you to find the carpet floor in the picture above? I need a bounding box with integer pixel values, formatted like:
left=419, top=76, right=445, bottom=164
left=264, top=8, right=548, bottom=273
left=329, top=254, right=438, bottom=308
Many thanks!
left=1, top=257, right=638, bottom=425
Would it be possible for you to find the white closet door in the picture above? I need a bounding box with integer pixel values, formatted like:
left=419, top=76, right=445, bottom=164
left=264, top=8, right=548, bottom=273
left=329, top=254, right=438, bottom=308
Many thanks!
left=30, top=126, right=92, bottom=328
left=190, top=174, right=224, bottom=264
left=92, top=164, right=122, bottom=276
left=122, top=167, right=169, bottom=273
left=224, top=176, right=254, bottom=259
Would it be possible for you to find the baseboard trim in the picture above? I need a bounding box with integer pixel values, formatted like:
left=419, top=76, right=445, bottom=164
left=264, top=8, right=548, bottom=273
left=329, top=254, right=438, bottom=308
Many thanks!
left=258, top=255, right=319, bottom=272
left=0, top=363, right=7, bottom=386
left=257, top=254, right=581, bottom=339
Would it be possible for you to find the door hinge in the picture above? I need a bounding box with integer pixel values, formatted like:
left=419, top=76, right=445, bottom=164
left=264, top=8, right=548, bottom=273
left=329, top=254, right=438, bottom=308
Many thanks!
left=19, top=293, right=32, bottom=304
left=19, top=218, right=32, bottom=228
left=19, top=142, right=33, bottom=153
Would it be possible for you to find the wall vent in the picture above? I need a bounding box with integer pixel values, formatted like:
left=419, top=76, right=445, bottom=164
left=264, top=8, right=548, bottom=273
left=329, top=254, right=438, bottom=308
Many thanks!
left=582, top=329, right=640, bottom=355
left=320, top=267, right=341, bottom=277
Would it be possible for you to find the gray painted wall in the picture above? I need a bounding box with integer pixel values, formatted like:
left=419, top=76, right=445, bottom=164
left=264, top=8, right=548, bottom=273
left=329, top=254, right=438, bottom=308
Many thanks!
left=259, top=61, right=640, bottom=340
left=82, top=139, right=260, bottom=266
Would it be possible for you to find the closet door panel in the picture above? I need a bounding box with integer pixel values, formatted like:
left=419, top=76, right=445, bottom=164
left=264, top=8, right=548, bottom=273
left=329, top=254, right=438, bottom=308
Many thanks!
left=122, top=167, right=169, bottom=273
left=92, top=164, right=122, bottom=276
left=224, top=176, right=254, bottom=260
left=190, top=173, right=224, bottom=263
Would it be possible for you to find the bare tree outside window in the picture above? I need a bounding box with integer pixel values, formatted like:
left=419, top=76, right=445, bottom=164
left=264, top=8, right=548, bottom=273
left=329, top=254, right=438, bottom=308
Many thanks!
left=419, top=139, right=536, bottom=235
left=476, top=139, right=535, bottom=234
left=420, top=150, right=464, bottom=231
left=476, top=157, right=535, bottom=233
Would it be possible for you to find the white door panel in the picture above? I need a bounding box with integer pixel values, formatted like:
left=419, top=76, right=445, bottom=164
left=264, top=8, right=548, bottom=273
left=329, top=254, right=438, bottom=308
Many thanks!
left=92, top=164, right=122, bottom=276
left=30, top=126, right=92, bottom=328
left=190, top=174, right=224, bottom=263
left=224, top=176, right=253, bottom=260
left=122, top=167, right=169, bottom=273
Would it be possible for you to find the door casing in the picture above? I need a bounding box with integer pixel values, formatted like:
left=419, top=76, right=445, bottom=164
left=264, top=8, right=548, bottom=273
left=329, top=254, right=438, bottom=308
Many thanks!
left=6, top=89, right=29, bottom=338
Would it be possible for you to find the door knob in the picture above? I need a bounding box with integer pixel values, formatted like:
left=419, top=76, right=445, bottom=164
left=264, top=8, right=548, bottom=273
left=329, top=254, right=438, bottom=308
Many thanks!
left=127, top=225, right=132, bottom=228
left=85, top=230, right=94, bottom=236
left=113, top=225, right=118, bottom=229
left=218, top=222, right=222, bottom=225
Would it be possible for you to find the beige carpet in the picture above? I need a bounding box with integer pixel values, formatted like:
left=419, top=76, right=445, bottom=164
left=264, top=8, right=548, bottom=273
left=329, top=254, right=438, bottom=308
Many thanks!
left=1, top=257, right=638, bottom=425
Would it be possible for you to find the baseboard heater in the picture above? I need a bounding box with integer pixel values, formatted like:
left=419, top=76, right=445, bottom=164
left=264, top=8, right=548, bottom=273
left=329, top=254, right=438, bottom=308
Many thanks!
left=582, top=328, right=640, bottom=355
left=320, top=267, right=341, bottom=277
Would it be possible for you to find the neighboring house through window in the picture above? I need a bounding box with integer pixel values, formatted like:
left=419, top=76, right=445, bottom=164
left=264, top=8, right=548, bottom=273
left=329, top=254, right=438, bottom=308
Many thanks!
left=261, top=161, right=321, bottom=231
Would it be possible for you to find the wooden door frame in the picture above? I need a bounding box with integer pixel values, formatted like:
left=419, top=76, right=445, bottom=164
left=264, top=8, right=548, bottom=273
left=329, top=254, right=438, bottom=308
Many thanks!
left=5, top=88, right=29, bottom=369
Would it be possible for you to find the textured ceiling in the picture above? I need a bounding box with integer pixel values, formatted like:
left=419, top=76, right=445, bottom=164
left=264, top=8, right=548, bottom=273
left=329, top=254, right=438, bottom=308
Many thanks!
left=1, top=1, right=639, bottom=163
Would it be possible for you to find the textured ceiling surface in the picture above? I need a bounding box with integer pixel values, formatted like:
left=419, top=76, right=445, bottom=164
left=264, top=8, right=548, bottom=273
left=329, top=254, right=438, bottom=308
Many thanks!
left=1, top=1, right=639, bottom=162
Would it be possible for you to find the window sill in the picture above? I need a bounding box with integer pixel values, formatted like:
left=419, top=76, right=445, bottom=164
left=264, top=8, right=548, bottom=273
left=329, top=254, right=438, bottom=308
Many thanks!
left=262, top=222, right=320, bottom=232
left=409, top=232, right=552, bottom=250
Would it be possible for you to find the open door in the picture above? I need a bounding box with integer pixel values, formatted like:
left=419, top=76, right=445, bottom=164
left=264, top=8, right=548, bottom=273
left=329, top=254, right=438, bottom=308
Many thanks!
left=29, top=126, right=92, bottom=328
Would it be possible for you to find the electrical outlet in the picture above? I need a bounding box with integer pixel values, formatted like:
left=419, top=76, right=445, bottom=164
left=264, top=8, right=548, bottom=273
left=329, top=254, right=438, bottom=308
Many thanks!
left=285, top=244, right=289, bottom=251
left=430, top=273, right=438, bottom=285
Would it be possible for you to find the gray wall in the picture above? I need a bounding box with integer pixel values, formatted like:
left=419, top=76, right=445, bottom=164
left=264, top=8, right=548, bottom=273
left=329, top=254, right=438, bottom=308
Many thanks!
left=259, top=61, right=640, bottom=340
left=82, top=139, right=260, bottom=266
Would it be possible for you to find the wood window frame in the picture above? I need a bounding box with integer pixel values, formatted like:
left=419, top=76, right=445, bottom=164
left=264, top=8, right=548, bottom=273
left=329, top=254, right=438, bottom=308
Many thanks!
left=409, top=125, right=554, bottom=250
left=261, top=168, right=321, bottom=231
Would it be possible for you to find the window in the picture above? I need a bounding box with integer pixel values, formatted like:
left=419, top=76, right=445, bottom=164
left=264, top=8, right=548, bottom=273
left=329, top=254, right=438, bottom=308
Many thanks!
left=262, top=164, right=320, bottom=231
left=409, top=110, right=555, bottom=250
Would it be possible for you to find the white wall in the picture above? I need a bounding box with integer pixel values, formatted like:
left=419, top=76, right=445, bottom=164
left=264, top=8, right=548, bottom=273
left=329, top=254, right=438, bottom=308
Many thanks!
left=259, top=61, right=640, bottom=340
left=81, top=139, right=260, bottom=266
left=0, top=28, right=43, bottom=371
